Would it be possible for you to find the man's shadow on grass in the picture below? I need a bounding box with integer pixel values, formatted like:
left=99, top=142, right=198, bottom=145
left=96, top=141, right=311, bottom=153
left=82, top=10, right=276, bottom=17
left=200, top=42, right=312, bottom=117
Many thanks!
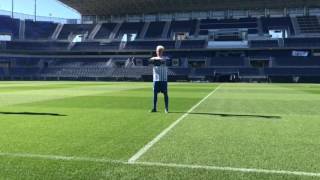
left=170, top=112, right=281, bottom=119
left=0, top=111, right=67, bottom=117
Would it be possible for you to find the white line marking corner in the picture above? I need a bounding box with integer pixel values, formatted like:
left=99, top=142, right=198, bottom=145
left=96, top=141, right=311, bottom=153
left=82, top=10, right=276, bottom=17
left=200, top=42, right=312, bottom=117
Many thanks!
left=128, top=84, right=222, bottom=163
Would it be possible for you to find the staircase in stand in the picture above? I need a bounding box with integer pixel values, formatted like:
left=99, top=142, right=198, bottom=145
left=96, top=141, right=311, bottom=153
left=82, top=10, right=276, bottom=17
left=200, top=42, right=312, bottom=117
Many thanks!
left=139, top=22, right=150, bottom=39
left=51, top=24, right=64, bottom=40
left=109, top=21, right=123, bottom=40
left=19, top=20, right=25, bottom=40
left=161, top=21, right=172, bottom=39
left=296, top=16, right=320, bottom=34
left=88, top=23, right=102, bottom=40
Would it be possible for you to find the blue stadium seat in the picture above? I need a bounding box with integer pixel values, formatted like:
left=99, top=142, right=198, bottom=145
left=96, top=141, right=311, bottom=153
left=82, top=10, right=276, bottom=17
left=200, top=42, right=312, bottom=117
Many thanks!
left=144, top=21, right=166, bottom=39
left=0, top=15, right=20, bottom=39
left=25, top=20, right=57, bottom=39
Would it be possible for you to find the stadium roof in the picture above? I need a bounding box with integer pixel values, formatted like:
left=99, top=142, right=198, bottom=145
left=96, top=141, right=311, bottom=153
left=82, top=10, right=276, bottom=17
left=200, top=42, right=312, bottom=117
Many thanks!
left=58, top=0, right=320, bottom=16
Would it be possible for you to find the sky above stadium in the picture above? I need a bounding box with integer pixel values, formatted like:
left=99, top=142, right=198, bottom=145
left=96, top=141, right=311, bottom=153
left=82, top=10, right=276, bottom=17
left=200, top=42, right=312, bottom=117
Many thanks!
left=0, top=0, right=80, bottom=18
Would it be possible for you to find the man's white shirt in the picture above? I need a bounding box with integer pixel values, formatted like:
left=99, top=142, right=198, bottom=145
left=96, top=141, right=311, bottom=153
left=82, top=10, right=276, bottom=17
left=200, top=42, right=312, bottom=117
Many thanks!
left=150, top=56, right=169, bottom=82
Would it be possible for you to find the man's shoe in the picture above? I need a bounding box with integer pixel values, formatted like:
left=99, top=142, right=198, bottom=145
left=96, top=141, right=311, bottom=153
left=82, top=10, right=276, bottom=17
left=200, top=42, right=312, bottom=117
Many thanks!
left=165, top=109, right=169, bottom=114
left=150, top=109, right=157, bottom=113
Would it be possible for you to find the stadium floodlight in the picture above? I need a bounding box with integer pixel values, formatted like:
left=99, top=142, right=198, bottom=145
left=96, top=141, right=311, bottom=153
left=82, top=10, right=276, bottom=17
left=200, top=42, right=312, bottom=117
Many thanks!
left=11, top=0, right=14, bottom=18
left=34, top=0, right=37, bottom=21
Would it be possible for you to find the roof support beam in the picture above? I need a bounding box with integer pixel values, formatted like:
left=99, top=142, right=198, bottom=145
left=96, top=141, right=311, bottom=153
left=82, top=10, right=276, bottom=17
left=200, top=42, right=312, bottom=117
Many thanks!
left=58, top=0, right=320, bottom=16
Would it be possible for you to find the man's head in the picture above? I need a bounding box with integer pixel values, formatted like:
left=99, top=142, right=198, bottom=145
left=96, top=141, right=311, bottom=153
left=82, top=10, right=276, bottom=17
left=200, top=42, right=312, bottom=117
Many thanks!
left=156, top=45, right=165, bottom=57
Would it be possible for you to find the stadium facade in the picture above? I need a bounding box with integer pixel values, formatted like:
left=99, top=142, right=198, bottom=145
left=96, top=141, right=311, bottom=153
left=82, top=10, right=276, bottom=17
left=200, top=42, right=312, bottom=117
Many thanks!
left=0, top=0, right=320, bottom=82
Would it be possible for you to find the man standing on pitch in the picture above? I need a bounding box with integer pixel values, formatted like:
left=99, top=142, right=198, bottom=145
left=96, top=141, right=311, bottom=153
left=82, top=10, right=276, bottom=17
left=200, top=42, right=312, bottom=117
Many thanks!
left=150, top=45, right=169, bottom=113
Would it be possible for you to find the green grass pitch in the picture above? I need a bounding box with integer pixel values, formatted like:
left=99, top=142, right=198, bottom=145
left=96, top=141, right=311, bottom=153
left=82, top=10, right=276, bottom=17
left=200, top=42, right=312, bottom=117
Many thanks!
left=0, top=81, right=319, bottom=179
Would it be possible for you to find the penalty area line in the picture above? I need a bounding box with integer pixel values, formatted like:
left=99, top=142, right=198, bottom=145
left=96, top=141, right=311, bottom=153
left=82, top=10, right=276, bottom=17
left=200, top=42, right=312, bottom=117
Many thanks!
left=127, top=84, right=222, bottom=163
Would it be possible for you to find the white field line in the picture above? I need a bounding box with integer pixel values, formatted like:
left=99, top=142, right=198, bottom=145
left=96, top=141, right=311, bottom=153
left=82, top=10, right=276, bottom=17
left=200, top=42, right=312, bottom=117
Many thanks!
left=128, top=84, right=222, bottom=163
left=135, top=161, right=320, bottom=177
left=0, top=152, right=123, bottom=164
left=0, top=152, right=320, bottom=177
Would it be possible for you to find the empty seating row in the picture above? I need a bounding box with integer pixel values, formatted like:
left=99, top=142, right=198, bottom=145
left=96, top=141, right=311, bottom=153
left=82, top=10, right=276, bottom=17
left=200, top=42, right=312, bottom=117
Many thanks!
left=199, top=18, right=259, bottom=35
left=2, top=37, right=320, bottom=52
left=239, top=68, right=260, bottom=76
left=10, top=67, right=40, bottom=76
left=72, top=42, right=121, bottom=51
left=95, top=23, right=117, bottom=39
left=265, top=68, right=320, bottom=76
left=116, top=22, right=145, bottom=39
left=210, top=57, right=245, bottom=66
left=2, top=55, right=320, bottom=79
left=144, top=22, right=166, bottom=39
left=169, top=68, right=191, bottom=76
left=274, top=57, right=320, bottom=66
left=284, top=38, right=320, bottom=47
left=167, top=20, right=197, bottom=37
left=25, top=20, right=57, bottom=39
left=0, top=15, right=20, bottom=39
left=58, top=24, right=95, bottom=39
left=250, top=40, right=279, bottom=48
left=2, top=40, right=204, bottom=51
left=5, top=41, right=69, bottom=51
left=124, top=40, right=175, bottom=50
left=180, top=40, right=206, bottom=49
left=296, top=16, right=320, bottom=34
left=1, top=15, right=306, bottom=41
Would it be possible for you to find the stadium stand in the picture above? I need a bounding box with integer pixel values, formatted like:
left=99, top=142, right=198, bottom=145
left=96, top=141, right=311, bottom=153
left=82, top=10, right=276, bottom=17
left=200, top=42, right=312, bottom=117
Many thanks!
left=1, top=2, right=320, bottom=83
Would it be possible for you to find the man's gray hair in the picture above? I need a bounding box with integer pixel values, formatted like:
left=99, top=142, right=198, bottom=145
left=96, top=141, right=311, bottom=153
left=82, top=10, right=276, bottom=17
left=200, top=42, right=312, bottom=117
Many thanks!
left=156, top=45, right=165, bottom=51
